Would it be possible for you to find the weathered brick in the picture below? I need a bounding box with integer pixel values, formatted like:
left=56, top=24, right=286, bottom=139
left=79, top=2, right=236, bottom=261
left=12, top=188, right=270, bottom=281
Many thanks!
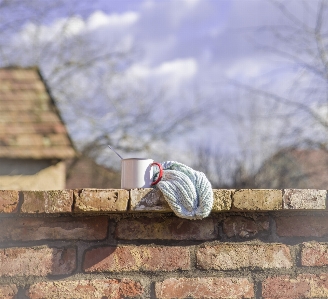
left=130, top=189, right=233, bottom=213
left=262, top=274, right=328, bottom=298
left=0, top=246, right=76, bottom=276
left=0, top=284, right=18, bottom=299
left=74, top=189, right=128, bottom=212
left=130, top=188, right=171, bottom=212
left=197, top=243, right=292, bottom=270
left=21, top=190, right=73, bottom=213
left=308, top=274, right=328, bottom=298
left=0, top=190, right=19, bottom=213
left=115, top=217, right=217, bottom=240
left=283, top=189, right=326, bottom=209
left=223, top=215, right=269, bottom=238
left=0, top=216, right=108, bottom=242
left=276, top=215, right=328, bottom=237
left=155, top=277, right=254, bottom=299
left=83, top=245, right=190, bottom=272
left=212, top=189, right=233, bottom=211
left=233, top=189, right=282, bottom=210
left=262, top=275, right=310, bottom=298
left=27, top=279, right=143, bottom=299
left=302, top=242, right=328, bottom=266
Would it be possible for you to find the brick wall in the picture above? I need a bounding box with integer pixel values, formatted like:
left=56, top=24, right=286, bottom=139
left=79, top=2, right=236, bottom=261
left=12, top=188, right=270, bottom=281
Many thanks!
left=0, top=188, right=328, bottom=298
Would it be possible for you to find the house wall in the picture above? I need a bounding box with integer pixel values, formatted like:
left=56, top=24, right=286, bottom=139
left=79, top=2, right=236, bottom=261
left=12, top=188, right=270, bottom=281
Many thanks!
left=65, top=156, right=121, bottom=189
left=0, top=161, right=65, bottom=190
left=1, top=188, right=328, bottom=298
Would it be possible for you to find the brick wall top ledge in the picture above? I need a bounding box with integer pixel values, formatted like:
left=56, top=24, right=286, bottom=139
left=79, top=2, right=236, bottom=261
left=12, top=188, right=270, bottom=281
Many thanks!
left=0, top=188, right=326, bottom=214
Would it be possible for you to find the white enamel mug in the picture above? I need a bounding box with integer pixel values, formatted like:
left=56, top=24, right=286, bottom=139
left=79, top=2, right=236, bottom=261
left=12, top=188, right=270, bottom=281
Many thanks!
left=121, top=158, right=163, bottom=189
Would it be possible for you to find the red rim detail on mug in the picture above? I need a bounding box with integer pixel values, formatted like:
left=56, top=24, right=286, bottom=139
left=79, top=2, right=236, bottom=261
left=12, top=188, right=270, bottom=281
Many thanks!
left=151, top=162, right=163, bottom=185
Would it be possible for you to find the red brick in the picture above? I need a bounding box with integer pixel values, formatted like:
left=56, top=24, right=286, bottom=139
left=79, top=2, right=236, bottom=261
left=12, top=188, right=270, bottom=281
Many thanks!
left=223, top=215, right=269, bottom=238
left=21, top=190, right=73, bottom=213
left=83, top=245, right=190, bottom=272
left=27, top=279, right=143, bottom=299
left=0, top=216, right=108, bottom=242
left=302, top=242, right=328, bottom=266
left=197, top=243, right=292, bottom=270
left=0, top=246, right=76, bottom=276
left=115, top=217, right=217, bottom=240
left=262, top=275, right=310, bottom=298
left=0, top=284, right=18, bottom=299
left=0, top=190, right=19, bottom=213
left=74, top=189, right=129, bottom=212
left=155, top=277, right=254, bottom=298
left=276, top=215, right=328, bottom=237
left=262, top=274, right=328, bottom=298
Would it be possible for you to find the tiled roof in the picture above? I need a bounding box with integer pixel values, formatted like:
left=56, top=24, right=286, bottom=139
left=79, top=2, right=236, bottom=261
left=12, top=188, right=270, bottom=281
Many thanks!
left=0, top=67, right=76, bottom=159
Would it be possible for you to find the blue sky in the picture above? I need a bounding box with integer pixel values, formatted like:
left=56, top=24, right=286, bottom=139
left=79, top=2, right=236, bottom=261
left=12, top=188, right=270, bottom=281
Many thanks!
left=7, top=0, right=278, bottom=81
left=1, top=0, right=326, bottom=169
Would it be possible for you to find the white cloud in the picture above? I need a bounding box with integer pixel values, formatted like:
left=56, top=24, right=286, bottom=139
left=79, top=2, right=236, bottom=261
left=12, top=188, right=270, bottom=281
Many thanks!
left=16, top=10, right=139, bottom=45
left=182, top=0, right=201, bottom=7
left=126, top=58, right=198, bottom=84
left=87, top=11, right=139, bottom=30
left=157, top=58, right=197, bottom=79
left=226, top=56, right=271, bottom=80
left=18, top=16, right=85, bottom=42
left=60, top=16, right=85, bottom=36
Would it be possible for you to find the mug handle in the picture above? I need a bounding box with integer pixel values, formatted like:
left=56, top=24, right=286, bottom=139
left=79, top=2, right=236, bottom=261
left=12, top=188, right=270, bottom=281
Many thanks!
left=151, top=162, right=163, bottom=186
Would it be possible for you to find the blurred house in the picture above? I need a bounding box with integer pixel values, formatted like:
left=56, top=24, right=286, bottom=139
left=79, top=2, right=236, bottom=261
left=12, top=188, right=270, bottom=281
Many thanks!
left=66, top=156, right=120, bottom=189
left=255, top=148, right=328, bottom=189
left=0, top=66, right=120, bottom=190
left=0, top=67, right=76, bottom=190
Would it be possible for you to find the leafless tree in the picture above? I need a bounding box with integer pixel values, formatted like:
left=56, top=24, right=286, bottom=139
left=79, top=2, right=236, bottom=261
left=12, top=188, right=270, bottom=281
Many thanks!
left=189, top=142, right=258, bottom=189
left=0, top=0, right=216, bottom=171
left=225, top=0, right=328, bottom=188
left=238, top=0, right=328, bottom=147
